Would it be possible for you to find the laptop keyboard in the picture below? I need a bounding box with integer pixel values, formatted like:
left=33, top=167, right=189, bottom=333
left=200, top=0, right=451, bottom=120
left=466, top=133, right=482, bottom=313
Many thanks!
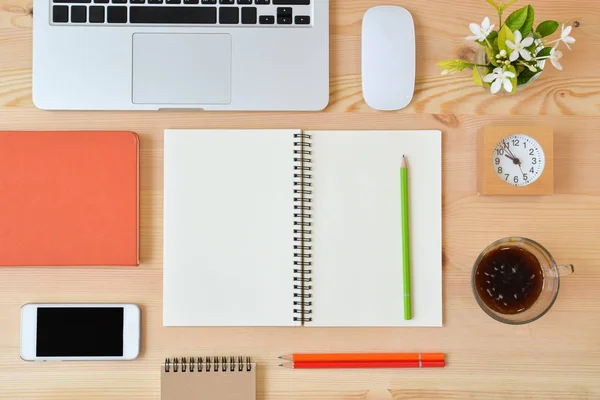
left=51, top=0, right=312, bottom=25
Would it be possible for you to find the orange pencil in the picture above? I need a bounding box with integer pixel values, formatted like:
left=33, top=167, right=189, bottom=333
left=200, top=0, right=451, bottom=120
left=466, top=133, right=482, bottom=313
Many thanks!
left=279, top=353, right=445, bottom=363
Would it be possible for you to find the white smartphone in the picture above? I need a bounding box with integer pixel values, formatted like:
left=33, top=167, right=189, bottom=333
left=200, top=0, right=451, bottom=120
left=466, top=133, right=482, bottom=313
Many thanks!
left=20, top=303, right=141, bottom=361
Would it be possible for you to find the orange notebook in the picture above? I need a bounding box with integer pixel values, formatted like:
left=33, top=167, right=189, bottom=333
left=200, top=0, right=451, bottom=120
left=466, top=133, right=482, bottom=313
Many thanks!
left=0, top=131, right=139, bottom=266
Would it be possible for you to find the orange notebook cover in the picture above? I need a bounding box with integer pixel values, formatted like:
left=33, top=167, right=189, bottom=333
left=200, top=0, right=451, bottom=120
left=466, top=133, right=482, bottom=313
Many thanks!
left=0, top=131, right=139, bottom=266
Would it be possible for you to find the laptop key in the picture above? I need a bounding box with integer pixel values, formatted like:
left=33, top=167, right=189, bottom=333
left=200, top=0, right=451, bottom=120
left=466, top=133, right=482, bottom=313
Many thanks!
left=276, top=7, right=291, bottom=16
left=295, top=15, right=309, bottom=24
left=277, top=16, right=291, bottom=24
left=201, top=0, right=217, bottom=3
left=148, top=0, right=163, bottom=3
left=130, top=6, right=217, bottom=23
left=238, top=0, right=252, bottom=3
left=112, top=0, right=127, bottom=3
left=219, top=0, right=234, bottom=3
left=255, top=0, right=269, bottom=3
left=52, top=5, right=69, bottom=22
left=89, top=6, right=105, bottom=22
left=273, top=0, right=309, bottom=3
left=53, top=0, right=90, bottom=3
left=184, top=0, right=200, bottom=4
left=259, top=15, right=274, bottom=24
left=219, top=7, right=238, bottom=23
left=107, top=6, right=127, bottom=22
left=241, top=7, right=257, bottom=24
left=94, top=0, right=110, bottom=3
left=130, top=0, right=145, bottom=3
left=165, top=0, right=181, bottom=3
left=71, top=5, right=87, bottom=22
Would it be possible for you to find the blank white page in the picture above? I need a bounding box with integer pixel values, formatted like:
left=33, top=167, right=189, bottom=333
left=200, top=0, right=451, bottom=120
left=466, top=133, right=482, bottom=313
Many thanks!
left=163, top=130, right=299, bottom=326
left=307, top=130, right=442, bottom=327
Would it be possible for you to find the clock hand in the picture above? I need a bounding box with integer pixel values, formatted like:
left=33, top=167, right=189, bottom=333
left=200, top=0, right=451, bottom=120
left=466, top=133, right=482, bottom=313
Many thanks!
left=502, top=141, right=517, bottom=159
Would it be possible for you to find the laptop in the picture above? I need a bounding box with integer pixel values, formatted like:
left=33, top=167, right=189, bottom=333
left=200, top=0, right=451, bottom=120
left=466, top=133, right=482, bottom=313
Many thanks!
left=32, top=0, right=329, bottom=111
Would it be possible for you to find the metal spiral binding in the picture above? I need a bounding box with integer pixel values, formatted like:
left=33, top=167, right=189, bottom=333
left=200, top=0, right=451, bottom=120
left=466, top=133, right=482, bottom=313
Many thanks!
left=292, top=132, right=313, bottom=324
left=164, top=356, right=252, bottom=372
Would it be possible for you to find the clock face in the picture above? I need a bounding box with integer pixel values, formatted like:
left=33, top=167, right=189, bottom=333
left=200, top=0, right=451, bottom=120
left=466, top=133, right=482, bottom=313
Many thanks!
left=493, top=134, right=545, bottom=186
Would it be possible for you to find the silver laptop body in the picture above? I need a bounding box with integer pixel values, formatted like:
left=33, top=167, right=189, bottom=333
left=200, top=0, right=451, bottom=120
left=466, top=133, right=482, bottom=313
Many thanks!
left=33, top=0, right=329, bottom=110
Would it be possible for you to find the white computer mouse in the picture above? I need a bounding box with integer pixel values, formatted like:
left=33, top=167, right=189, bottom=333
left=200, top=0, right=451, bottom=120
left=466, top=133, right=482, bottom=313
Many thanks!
left=362, top=6, right=416, bottom=111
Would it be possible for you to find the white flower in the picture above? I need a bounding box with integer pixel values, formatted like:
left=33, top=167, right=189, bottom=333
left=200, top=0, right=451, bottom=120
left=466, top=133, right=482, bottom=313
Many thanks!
left=550, top=43, right=564, bottom=70
left=506, top=30, right=534, bottom=62
left=559, top=24, right=576, bottom=50
left=467, top=17, right=495, bottom=42
left=483, top=67, right=516, bottom=94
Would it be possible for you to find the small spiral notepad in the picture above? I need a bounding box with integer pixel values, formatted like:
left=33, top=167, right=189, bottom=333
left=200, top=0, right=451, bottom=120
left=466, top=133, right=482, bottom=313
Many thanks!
left=161, top=356, right=255, bottom=400
left=163, top=129, right=442, bottom=327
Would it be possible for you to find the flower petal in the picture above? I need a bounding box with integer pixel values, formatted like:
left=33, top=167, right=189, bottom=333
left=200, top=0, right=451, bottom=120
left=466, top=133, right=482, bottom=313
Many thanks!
left=564, top=37, right=576, bottom=44
left=506, top=40, right=516, bottom=50
left=509, top=50, right=519, bottom=62
left=466, top=35, right=479, bottom=41
left=551, top=58, right=563, bottom=71
left=491, top=79, right=502, bottom=94
left=504, top=71, right=516, bottom=78
left=514, top=30, right=522, bottom=43
left=470, top=23, right=481, bottom=35
left=521, top=37, right=534, bottom=47
left=483, top=73, right=496, bottom=83
left=562, top=25, right=572, bottom=38
left=482, top=17, right=491, bottom=30
left=503, top=79, right=513, bottom=93
left=520, top=49, right=532, bottom=61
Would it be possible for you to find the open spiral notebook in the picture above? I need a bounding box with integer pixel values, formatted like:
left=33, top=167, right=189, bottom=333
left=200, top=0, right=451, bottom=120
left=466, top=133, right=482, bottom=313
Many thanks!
left=163, top=129, right=442, bottom=327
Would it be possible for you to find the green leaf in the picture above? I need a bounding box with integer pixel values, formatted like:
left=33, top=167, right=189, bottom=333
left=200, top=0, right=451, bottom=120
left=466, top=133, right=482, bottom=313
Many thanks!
left=536, top=47, right=552, bottom=58
left=505, top=6, right=528, bottom=32
left=517, top=67, right=540, bottom=85
left=472, top=68, right=483, bottom=87
left=486, top=0, right=500, bottom=11
left=487, top=30, right=499, bottom=45
left=506, top=65, right=518, bottom=94
left=437, top=60, right=474, bottom=74
left=516, top=64, right=526, bottom=75
left=521, top=5, right=535, bottom=36
left=536, top=20, right=559, bottom=37
left=498, top=24, right=515, bottom=53
left=533, top=31, right=542, bottom=40
left=485, top=46, right=500, bottom=66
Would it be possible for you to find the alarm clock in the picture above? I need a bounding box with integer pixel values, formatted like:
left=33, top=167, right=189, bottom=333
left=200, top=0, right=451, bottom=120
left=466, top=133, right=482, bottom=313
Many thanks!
left=478, top=126, right=554, bottom=195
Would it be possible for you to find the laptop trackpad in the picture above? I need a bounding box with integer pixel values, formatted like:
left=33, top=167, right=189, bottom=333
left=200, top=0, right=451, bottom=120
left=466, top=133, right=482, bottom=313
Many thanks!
left=132, top=33, right=231, bottom=105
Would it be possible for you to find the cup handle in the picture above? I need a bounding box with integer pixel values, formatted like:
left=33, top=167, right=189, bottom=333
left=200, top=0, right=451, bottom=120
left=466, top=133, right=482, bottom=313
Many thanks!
left=557, top=264, right=575, bottom=276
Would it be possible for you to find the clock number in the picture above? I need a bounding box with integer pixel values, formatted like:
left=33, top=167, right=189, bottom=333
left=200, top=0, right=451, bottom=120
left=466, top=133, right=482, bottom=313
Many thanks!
left=529, top=149, right=534, bottom=156
left=523, top=141, right=527, bottom=149
left=496, top=148, right=504, bottom=156
left=514, top=176, right=519, bottom=184
left=495, top=158, right=500, bottom=165
left=497, top=167, right=503, bottom=174
left=523, top=173, right=528, bottom=181
left=529, top=167, right=534, bottom=173
left=504, top=174, right=510, bottom=181
left=532, top=157, right=537, bottom=165
left=512, top=139, right=520, bottom=147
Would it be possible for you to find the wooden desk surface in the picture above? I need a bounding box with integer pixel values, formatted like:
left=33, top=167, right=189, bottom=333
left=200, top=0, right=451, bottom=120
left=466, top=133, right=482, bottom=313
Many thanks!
left=1, top=0, right=600, bottom=399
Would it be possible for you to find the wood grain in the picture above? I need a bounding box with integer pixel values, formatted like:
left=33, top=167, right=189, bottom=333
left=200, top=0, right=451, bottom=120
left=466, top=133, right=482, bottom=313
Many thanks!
left=1, top=0, right=600, bottom=399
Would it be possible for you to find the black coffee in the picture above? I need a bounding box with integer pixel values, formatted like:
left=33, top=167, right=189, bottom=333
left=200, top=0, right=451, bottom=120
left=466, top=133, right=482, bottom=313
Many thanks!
left=475, top=246, right=544, bottom=314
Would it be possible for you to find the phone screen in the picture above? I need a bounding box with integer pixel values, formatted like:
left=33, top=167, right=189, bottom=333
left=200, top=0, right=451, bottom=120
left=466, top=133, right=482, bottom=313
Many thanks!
left=36, top=307, right=124, bottom=357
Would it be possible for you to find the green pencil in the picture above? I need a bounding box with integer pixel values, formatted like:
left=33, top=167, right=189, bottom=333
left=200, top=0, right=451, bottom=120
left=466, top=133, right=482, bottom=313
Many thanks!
left=400, top=155, right=412, bottom=320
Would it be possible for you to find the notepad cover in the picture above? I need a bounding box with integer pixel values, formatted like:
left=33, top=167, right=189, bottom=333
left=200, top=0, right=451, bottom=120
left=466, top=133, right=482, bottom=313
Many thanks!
left=0, top=131, right=139, bottom=266
left=161, top=368, right=256, bottom=400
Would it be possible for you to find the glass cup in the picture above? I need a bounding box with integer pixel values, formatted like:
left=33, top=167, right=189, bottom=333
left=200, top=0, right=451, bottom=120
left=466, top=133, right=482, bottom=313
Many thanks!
left=472, top=237, right=574, bottom=325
